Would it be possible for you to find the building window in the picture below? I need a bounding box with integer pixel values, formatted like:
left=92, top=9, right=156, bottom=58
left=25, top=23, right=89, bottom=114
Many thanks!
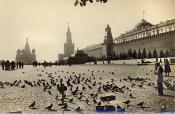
left=152, top=30, right=155, bottom=35
left=173, top=26, right=175, bottom=30
left=162, top=28, right=164, bottom=33
left=143, top=33, right=145, bottom=37
left=159, top=29, right=162, bottom=33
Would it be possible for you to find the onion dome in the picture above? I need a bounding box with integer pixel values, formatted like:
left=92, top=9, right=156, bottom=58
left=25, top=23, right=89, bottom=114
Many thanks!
left=135, top=19, right=153, bottom=29
left=32, top=48, right=35, bottom=52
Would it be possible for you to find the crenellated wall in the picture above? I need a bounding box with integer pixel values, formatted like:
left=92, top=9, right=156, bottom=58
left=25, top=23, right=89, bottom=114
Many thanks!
left=83, top=31, right=175, bottom=58
left=113, top=31, right=175, bottom=56
left=82, top=19, right=175, bottom=59
left=84, top=47, right=103, bottom=58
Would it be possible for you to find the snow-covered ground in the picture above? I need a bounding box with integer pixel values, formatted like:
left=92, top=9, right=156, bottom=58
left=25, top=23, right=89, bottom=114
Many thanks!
left=0, top=64, right=174, bottom=113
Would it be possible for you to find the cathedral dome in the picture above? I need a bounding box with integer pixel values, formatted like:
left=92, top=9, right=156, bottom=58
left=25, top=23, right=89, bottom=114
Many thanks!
left=17, top=49, right=21, bottom=52
left=135, top=19, right=153, bottom=29
left=32, top=48, right=35, bottom=52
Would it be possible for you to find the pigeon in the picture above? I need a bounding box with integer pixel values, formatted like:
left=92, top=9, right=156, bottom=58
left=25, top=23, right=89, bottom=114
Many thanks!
left=55, top=95, right=59, bottom=100
left=123, top=100, right=130, bottom=106
left=75, top=106, right=82, bottom=112
left=21, top=85, right=25, bottom=88
left=45, top=103, right=53, bottom=110
left=82, top=86, right=86, bottom=91
left=69, top=98, right=73, bottom=103
left=116, top=104, right=122, bottom=110
left=48, top=90, right=52, bottom=95
left=116, top=104, right=125, bottom=112
left=89, top=0, right=93, bottom=3
left=138, top=84, right=143, bottom=88
left=137, top=102, right=144, bottom=108
left=60, top=103, right=68, bottom=110
left=29, top=101, right=36, bottom=109
left=86, top=98, right=89, bottom=104
left=98, top=102, right=101, bottom=106
left=93, top=98, right=97, bottom=105
left=130, top=93, right=136, bottom=99
left=78, top=95, right=82, bottom=100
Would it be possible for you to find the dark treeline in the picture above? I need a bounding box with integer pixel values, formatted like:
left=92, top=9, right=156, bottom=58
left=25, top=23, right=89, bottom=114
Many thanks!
left=96, top=48, right=169, bottom=61
left=111, top=48, right=169, bottom=60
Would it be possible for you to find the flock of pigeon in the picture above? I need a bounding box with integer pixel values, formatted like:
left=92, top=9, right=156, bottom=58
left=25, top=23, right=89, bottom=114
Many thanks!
left=0, top=66, right=174, bottom=112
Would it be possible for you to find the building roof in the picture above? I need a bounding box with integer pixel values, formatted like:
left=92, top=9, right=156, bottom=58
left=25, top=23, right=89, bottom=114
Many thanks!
left=135, top=19, right=154, bottom=29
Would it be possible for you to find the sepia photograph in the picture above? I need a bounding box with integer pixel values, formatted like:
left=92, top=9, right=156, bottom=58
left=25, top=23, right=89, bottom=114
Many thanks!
left=0, top=0, right=175, bottom=113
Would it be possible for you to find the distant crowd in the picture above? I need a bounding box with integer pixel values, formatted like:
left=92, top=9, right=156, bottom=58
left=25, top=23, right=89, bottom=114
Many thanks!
left=0, top=60, right=60, bottom=70
left=1, top=60, right=24, bottom=71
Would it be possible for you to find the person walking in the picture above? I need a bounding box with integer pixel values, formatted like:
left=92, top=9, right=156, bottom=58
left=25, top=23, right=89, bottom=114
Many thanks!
left=16, top=62, right=19, bottom=69
left=1, top=60, right=5, bottom=70
left=154, top=58, right=160, bottom=74
left=164, top=59, right=171, bottom=76
left=21, top=62, right=24, bottom=69
left=157, top=65, right=164, bottom=96
left=5, top=60, right=10, bottom=71
left=10, top=61, right=16, bottom=70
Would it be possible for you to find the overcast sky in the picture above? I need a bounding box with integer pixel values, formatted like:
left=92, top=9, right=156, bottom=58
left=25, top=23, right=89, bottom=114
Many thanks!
left=0, top=0, right=175, bottom=61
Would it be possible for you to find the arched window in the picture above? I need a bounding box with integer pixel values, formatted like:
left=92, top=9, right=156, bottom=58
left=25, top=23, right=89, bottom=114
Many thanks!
left=140, top=34, right=143, bottom=38
left=169, top=26, right=172, bottom=31
left=159, top=29, right=163, bottom=33
left=173, top=25, right=175, bottom=30
left=162, top=28, right=165, bottom=33
left=152, top=30, right=155, bottom=35
left=143, top=33, right=145, bottom=37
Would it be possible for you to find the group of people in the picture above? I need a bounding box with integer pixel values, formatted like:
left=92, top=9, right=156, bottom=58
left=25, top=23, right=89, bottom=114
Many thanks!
left=1, top=60, right=24, bottom=71
left=155, top=58, right=172, bottom=96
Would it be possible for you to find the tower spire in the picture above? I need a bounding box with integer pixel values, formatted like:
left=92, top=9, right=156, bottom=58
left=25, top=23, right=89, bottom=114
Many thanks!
left=67, top=22, right=70, bottom=33
left=25, top=37, right=31, bottom=54
left=142, top=11, right=145, bottom=20
left=26, top=37, right=28, bottom=42
left=64, top=23, right=74, bottom=57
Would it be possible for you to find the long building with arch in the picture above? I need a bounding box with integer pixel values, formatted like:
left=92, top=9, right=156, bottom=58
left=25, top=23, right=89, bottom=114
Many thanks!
left=82, top=18, right=175, bottom=59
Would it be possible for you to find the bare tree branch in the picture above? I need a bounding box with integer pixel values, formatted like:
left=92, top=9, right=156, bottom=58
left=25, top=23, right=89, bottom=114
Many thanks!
left=74, top=0, right=108, bottom=7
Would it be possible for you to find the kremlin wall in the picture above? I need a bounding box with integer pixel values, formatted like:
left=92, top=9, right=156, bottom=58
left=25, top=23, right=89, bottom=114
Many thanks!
left=82, top=18, right=175, bottom=59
